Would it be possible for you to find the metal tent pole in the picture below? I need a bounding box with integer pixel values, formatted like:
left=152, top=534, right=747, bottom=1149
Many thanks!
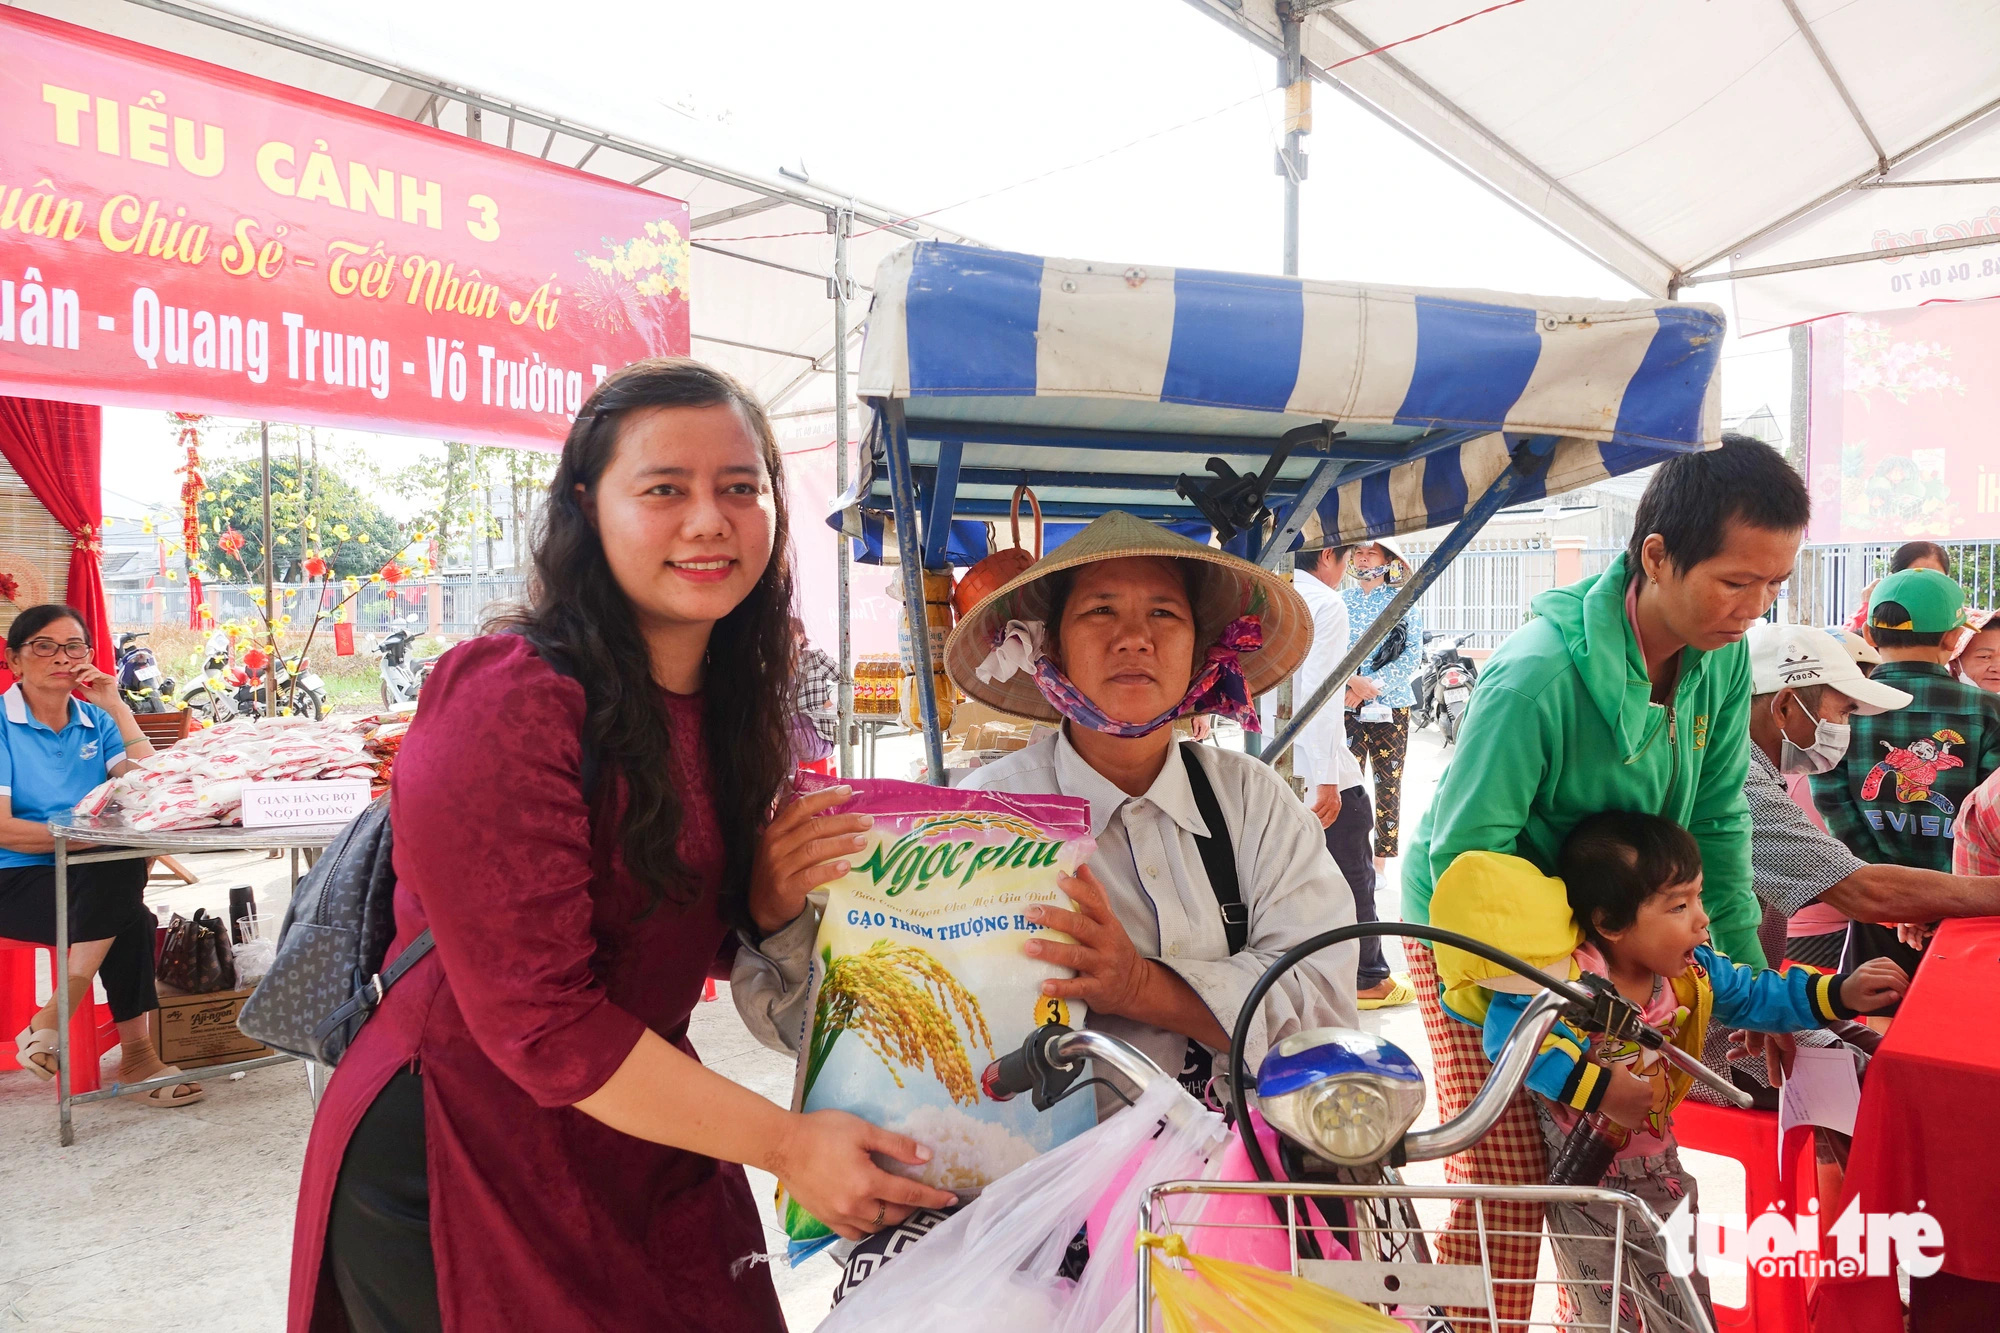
left=1268, top=21, right=1307, bottom=774
left=1278, top=15, right=1308, bottom=279
left=833, top=205, right=855, bottom=779
left=1261, top=436, right=1560, bottom=768
left=882, top=401, right=947, bottom=783
left=261, top=423, right=276, bottom=709
left=1249, top=17, right=1312, bottom=764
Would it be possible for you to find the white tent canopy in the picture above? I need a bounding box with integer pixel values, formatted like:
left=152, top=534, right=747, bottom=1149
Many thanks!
left=24, top=0, right=976, bottom=427
left=1187, top=0, right=2000, bottom=327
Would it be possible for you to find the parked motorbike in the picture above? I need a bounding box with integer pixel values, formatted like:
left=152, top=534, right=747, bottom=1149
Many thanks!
left=265, top=650, right=329, bottom=719
left=374, top=615, right=434, bottom=708
left=114, top=631, right=175, bottom=713
left=179, top=631, right=238, bottom=724
left=1412, top=630, right=1479, bottom=745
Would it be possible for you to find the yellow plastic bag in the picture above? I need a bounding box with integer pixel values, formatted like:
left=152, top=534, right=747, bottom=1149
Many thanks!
left=1139, top=1232, right=1411, bottom=1333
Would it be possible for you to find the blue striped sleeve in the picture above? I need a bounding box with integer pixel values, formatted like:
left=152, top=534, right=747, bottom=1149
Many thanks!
left=1699, top=945, right=1847, bottom=1032
left=1483, top=990, right=1606, bottom=1112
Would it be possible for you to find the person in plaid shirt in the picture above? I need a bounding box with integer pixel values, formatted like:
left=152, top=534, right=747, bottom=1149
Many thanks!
left=791, top=618, right=841, bottom=749
left=1955, top=768, right=2000, bottom=877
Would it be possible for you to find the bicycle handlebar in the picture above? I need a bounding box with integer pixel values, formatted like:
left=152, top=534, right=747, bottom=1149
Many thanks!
left=979, top=922, right=1754, bottom=1182
left=1224, top=923, right=1753, bottom=1186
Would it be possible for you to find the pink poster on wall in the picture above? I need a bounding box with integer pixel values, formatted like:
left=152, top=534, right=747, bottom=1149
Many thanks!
left=1806, top=299, right=2000, bottom=543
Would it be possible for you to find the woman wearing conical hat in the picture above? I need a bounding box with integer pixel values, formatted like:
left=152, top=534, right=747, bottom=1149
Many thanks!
left=941, top=509, right=1359, bottom=1101
left=737, top=511, right=1359, bottom=1113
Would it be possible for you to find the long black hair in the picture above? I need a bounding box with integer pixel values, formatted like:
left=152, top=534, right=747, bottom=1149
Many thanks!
left=491, top=358, right=796, bottom=927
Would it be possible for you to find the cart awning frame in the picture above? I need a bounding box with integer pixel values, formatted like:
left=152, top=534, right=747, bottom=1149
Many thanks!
left=851, top=242, right=1727, bottom=779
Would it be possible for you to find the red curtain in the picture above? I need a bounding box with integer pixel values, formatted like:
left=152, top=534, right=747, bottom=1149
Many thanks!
left=0, top=396, right=111, bottom=671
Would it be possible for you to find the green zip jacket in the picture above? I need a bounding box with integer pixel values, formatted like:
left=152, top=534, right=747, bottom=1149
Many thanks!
left=1401, top=552, right=1762, bottom=966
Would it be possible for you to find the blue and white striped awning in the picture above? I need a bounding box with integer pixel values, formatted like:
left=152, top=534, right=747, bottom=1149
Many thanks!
left=844, top=242, right=1724, bottom=558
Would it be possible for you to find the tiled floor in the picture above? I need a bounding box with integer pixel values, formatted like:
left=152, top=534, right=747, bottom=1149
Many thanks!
left=0, top=726, right=1745, bottom=1329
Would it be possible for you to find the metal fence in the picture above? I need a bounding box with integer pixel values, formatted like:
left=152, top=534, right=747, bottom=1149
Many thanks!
left=110, top=575, right=530, bottom=634
left=1789, top=541, right=2000, bottom=626
left=1395, top=540, right=1625, bottom=650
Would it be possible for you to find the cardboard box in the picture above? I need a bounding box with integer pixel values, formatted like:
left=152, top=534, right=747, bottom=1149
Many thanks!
left=153, top=984, right=274, bottom=1070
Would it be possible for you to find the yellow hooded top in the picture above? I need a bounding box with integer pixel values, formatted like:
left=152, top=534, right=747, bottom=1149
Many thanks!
left=1429, top=849, right=1715, bottom=1120
left=1429, top=850, right=1584, bottom=1026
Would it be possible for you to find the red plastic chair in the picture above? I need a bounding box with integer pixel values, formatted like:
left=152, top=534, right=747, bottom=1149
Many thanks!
left=0, top=937, right=120, bottom=1094
left=1674, top=1100, right=1819, bottom=1333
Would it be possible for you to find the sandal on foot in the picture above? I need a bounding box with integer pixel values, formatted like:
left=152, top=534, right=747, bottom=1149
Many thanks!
left=1357, top=975, right=1417, bottom=1010
left=12, top=1024, right=58, bottom=1080
left=132, top=1066, right=205, bottom=1108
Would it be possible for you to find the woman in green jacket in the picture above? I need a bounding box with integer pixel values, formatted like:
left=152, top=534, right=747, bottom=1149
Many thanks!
left=1400, top=434, right=1808, bottom=1331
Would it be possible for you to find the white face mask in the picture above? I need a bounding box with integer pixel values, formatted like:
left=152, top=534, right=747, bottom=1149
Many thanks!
left=1776, top=695, right=1850, bottom=774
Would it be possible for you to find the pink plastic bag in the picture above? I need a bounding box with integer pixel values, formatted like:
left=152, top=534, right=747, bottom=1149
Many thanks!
left=1079, top=1105, right=1350, bottom=1302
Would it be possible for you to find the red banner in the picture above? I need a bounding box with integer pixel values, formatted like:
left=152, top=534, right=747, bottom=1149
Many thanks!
left=1805, top=299, right=2000, bottom=543
left=0, top=8, right=688, bottom=449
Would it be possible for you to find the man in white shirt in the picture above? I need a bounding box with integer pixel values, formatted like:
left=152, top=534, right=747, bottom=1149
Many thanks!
left=1293, top=545, right=1412, bottom=1007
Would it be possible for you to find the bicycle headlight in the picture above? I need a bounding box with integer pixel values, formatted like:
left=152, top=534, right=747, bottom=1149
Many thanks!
left=1255, top=1028, right=1426, bottom=1166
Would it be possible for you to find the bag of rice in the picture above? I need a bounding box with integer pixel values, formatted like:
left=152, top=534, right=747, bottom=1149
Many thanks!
left=780, top=774, right=1098, bottom=1260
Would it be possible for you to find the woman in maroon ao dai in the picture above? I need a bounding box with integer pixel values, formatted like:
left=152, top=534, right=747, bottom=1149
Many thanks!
left=288, top=359, right=954, bottom=1332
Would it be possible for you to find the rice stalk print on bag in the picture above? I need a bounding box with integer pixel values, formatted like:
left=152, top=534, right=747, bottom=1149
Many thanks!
left=779, top=775, right=1097, bottom=1261
left=806, top=939, right=993, bottom=1106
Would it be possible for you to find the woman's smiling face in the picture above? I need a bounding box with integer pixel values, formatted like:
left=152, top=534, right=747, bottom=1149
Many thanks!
left=1052, top=557, right=1198, bottom=725
left=1961, top=626, right=2000, bottom=692
left=582, top=402, right=776, bottom=637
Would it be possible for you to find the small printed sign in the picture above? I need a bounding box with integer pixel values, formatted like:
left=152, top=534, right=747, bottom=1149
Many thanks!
left=240, top=779, right=373, bottom=828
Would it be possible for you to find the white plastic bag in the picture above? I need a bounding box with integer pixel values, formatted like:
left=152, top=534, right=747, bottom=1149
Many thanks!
left=820, top=1078, right=1227, bottom=1333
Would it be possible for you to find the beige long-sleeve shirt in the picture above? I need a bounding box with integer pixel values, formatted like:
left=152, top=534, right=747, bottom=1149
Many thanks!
left=732, top=731, right=1359, bottom=1114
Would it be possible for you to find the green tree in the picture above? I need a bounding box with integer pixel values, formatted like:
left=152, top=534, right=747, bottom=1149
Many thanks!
left=201, top=453, right=402, bottom=580
left=389, top=443, right=553, bottom=572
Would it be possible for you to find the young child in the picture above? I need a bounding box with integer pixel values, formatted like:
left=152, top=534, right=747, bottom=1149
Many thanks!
left=1428, top=814, right=1908, bottom=1330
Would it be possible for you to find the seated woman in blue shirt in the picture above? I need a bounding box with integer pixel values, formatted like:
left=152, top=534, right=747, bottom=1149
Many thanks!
left=0, top=604, right=200, bottom=1107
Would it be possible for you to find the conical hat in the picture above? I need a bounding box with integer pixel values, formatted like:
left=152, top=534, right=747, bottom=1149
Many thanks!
left=942, top=510, right=1313, bottom=723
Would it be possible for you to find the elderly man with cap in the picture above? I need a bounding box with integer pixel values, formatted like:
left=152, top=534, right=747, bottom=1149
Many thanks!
left=1691, top=623, right=2000, bottom=1105
left=1810, top=568, right=2000, bottom=971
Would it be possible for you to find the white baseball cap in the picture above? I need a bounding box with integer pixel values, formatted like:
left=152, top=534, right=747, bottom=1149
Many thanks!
left=1746, top=623, right=1912, bottom=715
left=1826, top=626, right=1882, bottom=667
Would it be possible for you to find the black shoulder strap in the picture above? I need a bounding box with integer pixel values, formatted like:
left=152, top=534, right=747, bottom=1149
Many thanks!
left=1178, top=742, right=1246, bottom=955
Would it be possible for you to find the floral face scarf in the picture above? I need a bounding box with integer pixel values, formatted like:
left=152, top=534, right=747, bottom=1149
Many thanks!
left=975, top=615, right=1266, bottom=737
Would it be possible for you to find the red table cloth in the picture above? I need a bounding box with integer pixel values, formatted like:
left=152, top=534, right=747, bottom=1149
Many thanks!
left=1810, top=916, right=2000, bottom=1332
